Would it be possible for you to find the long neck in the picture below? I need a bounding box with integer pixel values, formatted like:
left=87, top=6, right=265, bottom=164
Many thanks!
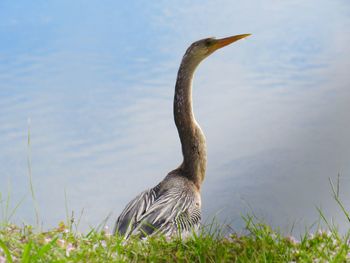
left=173, top=55, right=207, bottom=189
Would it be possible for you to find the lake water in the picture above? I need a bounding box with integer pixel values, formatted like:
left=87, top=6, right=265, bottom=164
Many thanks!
left=0, top=0, right=349, bottom=235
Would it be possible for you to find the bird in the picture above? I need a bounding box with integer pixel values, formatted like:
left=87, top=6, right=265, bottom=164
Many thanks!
left=113, top=34, right=251, bottom=239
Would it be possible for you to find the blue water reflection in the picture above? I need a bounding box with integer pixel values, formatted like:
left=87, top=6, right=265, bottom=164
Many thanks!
left=0, top=0, right=349, bottom=234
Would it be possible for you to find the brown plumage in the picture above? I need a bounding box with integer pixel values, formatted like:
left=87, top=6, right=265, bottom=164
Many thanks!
left=114, top=34, right=251, bottom=239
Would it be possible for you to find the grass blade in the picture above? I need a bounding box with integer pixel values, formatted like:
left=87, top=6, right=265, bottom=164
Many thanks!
left=7, top=195, right=26, bottom=222
left=21, top=240, right=32, bottom=263
left=329, top=176, right=350, bottom=223
left=27, top=118, right=41, bottom=228
left=0, top=239, right=13, bottom=263
left=33, top=236, right=58, bottom=261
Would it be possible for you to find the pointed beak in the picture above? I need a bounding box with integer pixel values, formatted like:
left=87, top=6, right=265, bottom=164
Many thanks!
left=210, top=34, right=251, bottom=52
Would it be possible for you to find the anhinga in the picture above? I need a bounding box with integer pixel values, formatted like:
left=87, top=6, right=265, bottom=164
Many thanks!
left=114, top=34, right=251, bottom=239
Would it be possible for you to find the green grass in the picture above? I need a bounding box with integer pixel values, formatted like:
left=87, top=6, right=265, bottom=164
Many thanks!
left=0, top=218, right=349, bottom=262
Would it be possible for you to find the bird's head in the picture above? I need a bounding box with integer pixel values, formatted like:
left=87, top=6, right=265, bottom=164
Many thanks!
left=184, top=34, right=251, bottom=64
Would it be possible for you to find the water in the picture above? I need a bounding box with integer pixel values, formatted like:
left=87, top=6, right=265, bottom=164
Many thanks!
left=0, top=0, right=349, bottom=234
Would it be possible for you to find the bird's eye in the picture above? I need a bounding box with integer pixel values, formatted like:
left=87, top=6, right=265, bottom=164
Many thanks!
left=205, top=39, right=212, bottom=47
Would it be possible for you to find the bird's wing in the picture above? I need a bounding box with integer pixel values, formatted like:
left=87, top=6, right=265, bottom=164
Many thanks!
left=114, top=184, right=160, bottom=236
left=129, top=187, right=201, bottom=238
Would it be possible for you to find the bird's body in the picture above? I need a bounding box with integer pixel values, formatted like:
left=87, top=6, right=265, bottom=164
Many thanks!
left=114, top=34, right=250, bottom=239
left=114, top=172, right=201, bottom=239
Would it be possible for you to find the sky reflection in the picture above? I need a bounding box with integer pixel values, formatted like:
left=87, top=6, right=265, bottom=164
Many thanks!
left=0, top=0, right=349, bottom=234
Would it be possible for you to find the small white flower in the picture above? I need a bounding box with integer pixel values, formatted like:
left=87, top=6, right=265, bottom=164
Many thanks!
left=104, top=225, right=111, bottom=237
left=332, top=238, right=337, bottom=246
left=66, top=243, right=75, bottom=257
left=57, top=239, right=66, bottom=248
left=286, top=236, right=299, bottom=244
left=0, top=255, right=6, bottom=263
left=44, top=237, right=52, bottom=243
left=101, top=240, right=107, bottom=248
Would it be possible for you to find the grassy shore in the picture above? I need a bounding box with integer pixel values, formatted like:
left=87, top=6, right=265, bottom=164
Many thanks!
left=1, top=176, right=350, bottom=262
left=0, top=217, right=349, bottom=262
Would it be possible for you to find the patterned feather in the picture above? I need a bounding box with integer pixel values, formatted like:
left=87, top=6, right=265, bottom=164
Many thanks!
left=114, top=174, right=201, bottom=239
